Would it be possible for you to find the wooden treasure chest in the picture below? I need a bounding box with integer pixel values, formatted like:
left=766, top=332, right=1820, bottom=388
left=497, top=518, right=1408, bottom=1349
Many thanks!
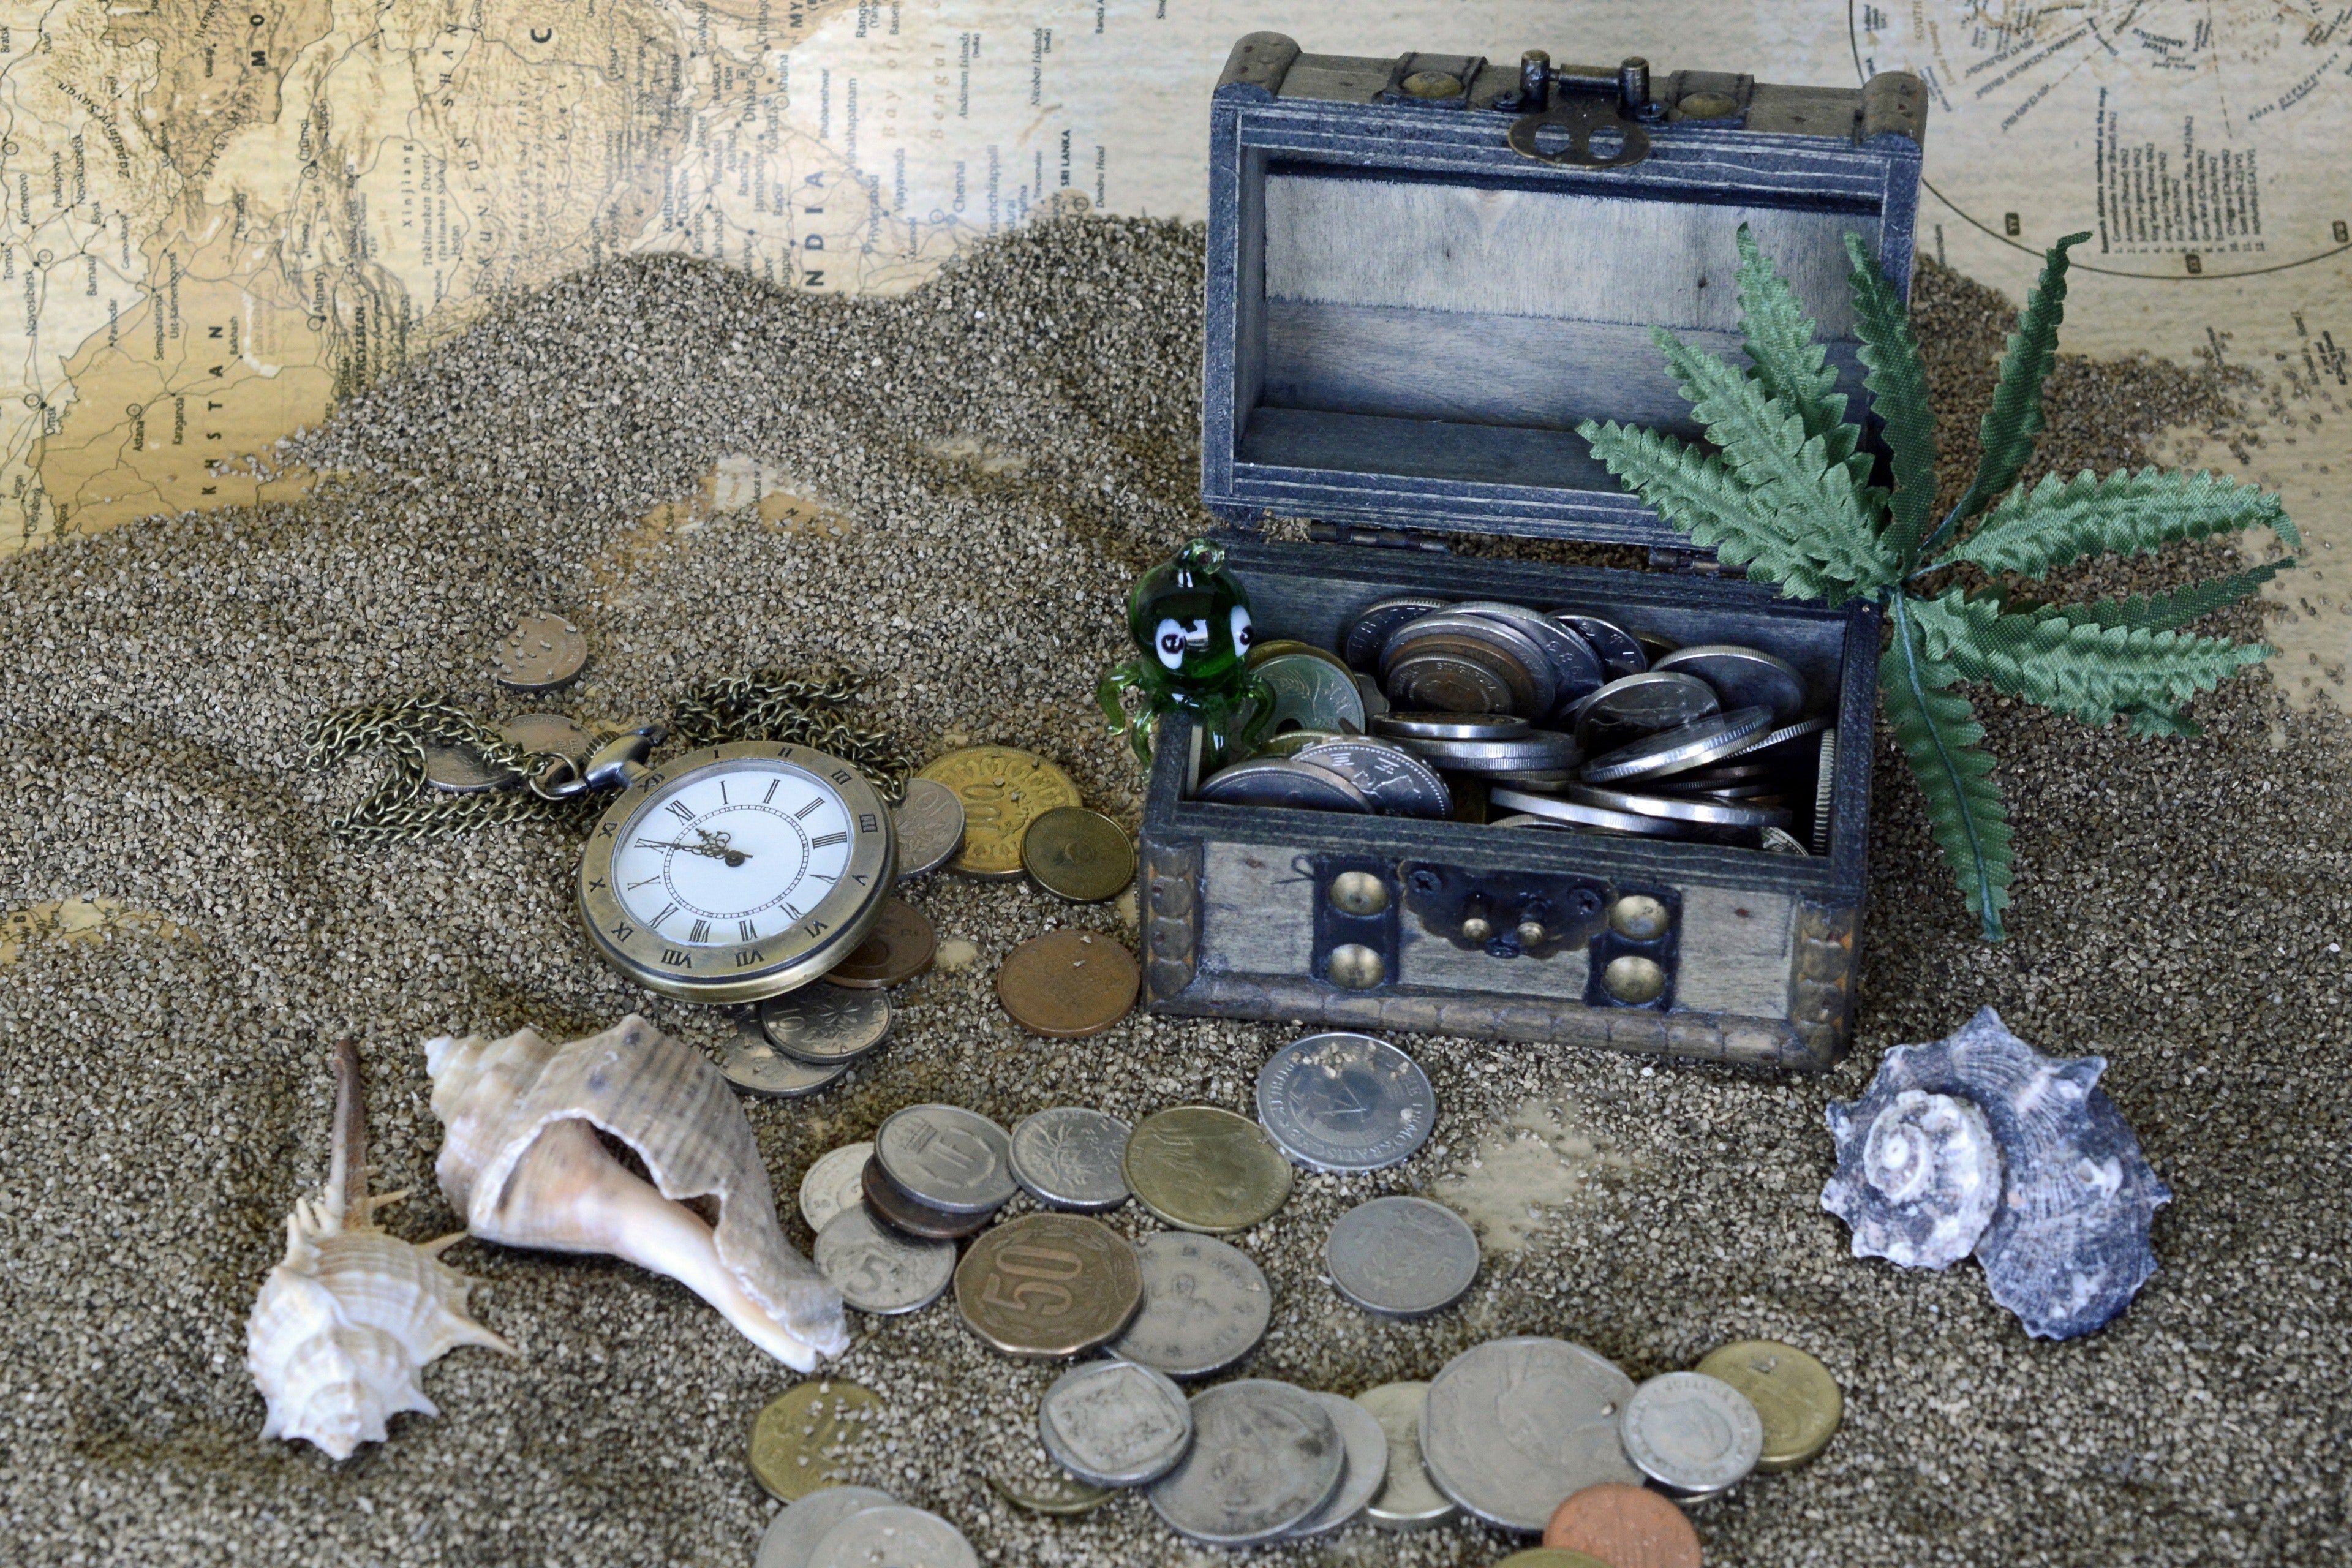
left=1136, top=34, right=1929, bottom=1071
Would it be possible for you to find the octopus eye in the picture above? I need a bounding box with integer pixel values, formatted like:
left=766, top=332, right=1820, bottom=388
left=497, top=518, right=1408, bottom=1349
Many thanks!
left=1154, top=617, right=1188, bottom=671
left=1230, top=606, right=1255, bottom=653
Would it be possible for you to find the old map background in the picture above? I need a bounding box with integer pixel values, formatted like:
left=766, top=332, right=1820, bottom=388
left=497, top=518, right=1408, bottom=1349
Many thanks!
left=2, top=1, right=2344, bottom=696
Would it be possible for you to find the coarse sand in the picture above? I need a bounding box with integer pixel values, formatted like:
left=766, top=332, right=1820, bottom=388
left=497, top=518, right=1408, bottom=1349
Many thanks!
left=2, top=218, right=2345, bottom=1567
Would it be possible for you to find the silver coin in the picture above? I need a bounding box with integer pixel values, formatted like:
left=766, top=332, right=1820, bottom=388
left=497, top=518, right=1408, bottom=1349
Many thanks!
left=723, top=1014, right=852, bottom=1098
left=1481, top=768, right=1585, bottom=790
left=1382, top=612, right=1558, bottom=717
left=1344, top=595, right=1449, bottom=669
left=1255, top=652, right=1368, bottom=737
left=758, top=1486, right=900, bottom=1568
left=1812, top=729, right=1838, bottom=854
left=1718, top=712, right=1834, bottom=762
left=1038, top=1359, right=1194, bottom=1487
left=500, top=712, right=597, bottom=767
left=813, top=1205, right=956, bottom=1315
left=1285, top=1390, right=1389, bottom=1538
left=1195, top=757, right=1373, bottom=812
left=1146, top=1380, right=1344, bottom=1546
left=1352, top=1382, right=1457, bottom=1532
left=1419, top=1336, right=1641, bottom=1532
left=1255, top=1033, right=1436, bottom=1174
left=1551, top=612, right=1648, bottom=679
left=805, top=1504, right=978, bottom=1568
left=1455, top=602, right=1604, bottom=712
left=1760, top=826, right=1811, bottom=854
left=1653, top=643, right=1810, bottom=722
left=763, top=986, right=894, bottom=1066
left=420, top=741, right=508, bottom=794
left=1324, top=1196, right=1479, bottom=1316
left=1354, top=673, right=1390, bottom=722
left=1106, top=1232, right=1272, bottom=1379
left=1574, top=670, right=1721, bottom=748
left=1581, top=706, right=1776, bottom=785
left=892, top=778, right=967, bottom=880
left=1257, top=728, right=1344, bottom=758
left=1564, top=783, right=1793, bottom=831
left=1010, top=1107, right=1133, bottom=1212
left=489, top=609, right=589, bottom=692
left=1382, top=650, right=1518, bottom=715
left=1619, top=1371, right=1765, bottom=1496
left=1290, top=739, right=1452, bottom=819
left=873, top=1104, right=1016, bottom=1214
left=1371, top=711, right=1530, bottom=741
left=799, top=1142, right=876, bottom=1232
left=1485, top=793, right=1689, bottom=838
left=1390, top=731, right=1581, bottom=774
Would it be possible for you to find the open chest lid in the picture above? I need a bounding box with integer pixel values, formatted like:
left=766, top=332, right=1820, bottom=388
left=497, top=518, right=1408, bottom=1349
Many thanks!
left=1201, top=34, right=1928, bottom=550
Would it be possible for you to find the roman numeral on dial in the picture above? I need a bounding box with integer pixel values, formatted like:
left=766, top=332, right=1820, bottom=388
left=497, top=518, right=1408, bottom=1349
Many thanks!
left=811, top=831, right=848, bottom=848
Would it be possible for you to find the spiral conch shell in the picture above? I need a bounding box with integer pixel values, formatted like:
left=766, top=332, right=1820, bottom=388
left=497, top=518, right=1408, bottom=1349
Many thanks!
left=424, top=1015, right=846, bottom=1369
left=247, top=1041, right=513, bottom=1461
left=1823, top=1007, right=2170, bottom=1340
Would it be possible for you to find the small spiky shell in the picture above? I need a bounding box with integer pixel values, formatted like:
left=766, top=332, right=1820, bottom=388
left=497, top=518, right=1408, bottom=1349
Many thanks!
left=424, top=1016, right=846, bottom=1368
left=1823, top=1007, right=2170, bottom=1340
left=246, top=1199, right=511, bottom=1461
left=1823, top=1087, right=2002, bottom=1269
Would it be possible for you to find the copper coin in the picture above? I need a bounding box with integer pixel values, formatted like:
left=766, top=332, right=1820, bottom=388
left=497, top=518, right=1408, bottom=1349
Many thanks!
left=996, top=929, right=1139, bottom=1038
left=821, top=898, right=936, bottom=989
left=1544, top=1482, right=1703, bottom=1568
left=861, top=1155, right=996, bottom=1240
left=952, top=1212, right=1142, bottom=1359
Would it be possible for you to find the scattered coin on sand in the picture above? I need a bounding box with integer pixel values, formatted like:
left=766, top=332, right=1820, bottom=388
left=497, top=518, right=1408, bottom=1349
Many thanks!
left=875, top=1103, right=1016, bottom=1213
left=1146, top=1379, right=1344, bottom=1546
left=1695, top=1338, right=1844, bottom=1472
left=997, top=929, right=1140, bottom=1038
left=1544, top=1482, right=1703, bottom=1568
left=489, top=609, right=589, bottom=691
left=723, top=1013, right=851, bottom=1099
left=1619, top=1370, right=1763, bottom=1498
left=821, top=899, right=936, bottom=989
left=763, top=986, right=893, bottom=1065
left=797, top=1141, right=876, bottom=1232
left=861, top=1156, right=998, bottom=1241
left=1123, top=1106, right=1294, bottom=1234
left=804, top=1504, right=977, bottom=1568
left=1323, top=1196, right=1479, bottom=1316
left=954, top=1213, right=1143, bottom=1358
left=1038, top=1359, right=1193, bottom=1487
left=1104, top=1232, right=1272, bottom=1379
left=756, top=1485, right=897, bottom=1568
left=1021, top=806, right=1136, bottom=902
left=892, top=777, right=968, bottom=880
left=749, top=1380, right=883, bottom=1502
left=1010, top=1106, right=1133, bottom=1211
left=916, top=746, right=1083, bottom=878
left=814, top=1207, right=956, bottom=1316
left=1352, top=1382, right=1457, bottom=1532
left=987, top=1467, right=1112, bottom=1517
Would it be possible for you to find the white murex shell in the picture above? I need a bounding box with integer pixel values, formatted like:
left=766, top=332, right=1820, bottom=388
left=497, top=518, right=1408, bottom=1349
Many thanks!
left=247, top=1041, right=514, bottom=1461
left=423, top=1014, right=848, bottom=1369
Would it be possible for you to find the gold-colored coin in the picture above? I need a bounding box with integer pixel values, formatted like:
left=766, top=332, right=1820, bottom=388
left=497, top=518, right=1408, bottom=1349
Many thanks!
left=1020, top=807, right=1136, bottom=903
left=987, top=1466, right=1113, bottom=1516
left=748, top=1379, right=883, bottom=1501
left=1695, top=1338, right=1843, bottom=1472
left=953, top=1212, right=1143, bottom=1358
left=916, top=746, right=1083, bottom=879
left=997, top=930, right=1140, bottom=1039
left=1121, top=1106, right=1295, bottom=1234
left=1247, top=638, right=1352, bottom=677
left=1496, top=1552, right=1614, bottom=1568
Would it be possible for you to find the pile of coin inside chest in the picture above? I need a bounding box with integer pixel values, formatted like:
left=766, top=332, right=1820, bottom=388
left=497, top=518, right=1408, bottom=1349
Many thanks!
left=755, top=1031, right=1843, bottom=1563
left=1199, top=597, right=1838, bottom=854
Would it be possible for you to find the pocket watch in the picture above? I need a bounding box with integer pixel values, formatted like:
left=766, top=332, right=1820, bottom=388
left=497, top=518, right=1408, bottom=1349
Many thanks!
left=571, top=732, right=898, bottom=1003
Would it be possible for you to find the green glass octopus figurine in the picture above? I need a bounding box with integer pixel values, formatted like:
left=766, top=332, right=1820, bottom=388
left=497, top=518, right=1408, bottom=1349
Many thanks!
left=1099, top=538, right=1273, bottom=772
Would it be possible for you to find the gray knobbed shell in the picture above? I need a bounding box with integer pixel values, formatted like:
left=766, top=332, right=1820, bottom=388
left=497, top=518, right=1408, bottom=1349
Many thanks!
left=1823, top=1006, right=2170, bottom=1340
left=1820, top=1087, right=2001, bottom=1268
left=427, top=1015, right=848, bottom=1366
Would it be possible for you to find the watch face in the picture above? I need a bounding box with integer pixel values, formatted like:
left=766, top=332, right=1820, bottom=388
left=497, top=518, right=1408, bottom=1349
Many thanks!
left=579, top=742, right=896, bottom=1003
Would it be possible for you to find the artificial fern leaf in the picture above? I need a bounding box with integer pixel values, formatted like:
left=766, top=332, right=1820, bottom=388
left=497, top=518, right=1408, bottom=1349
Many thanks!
left=1883, top=599, right=2013, bottom=940
left=1648, top=328, right=1900, bottom=596
left=2037, top=557, right=2294, bottom=632
left=1910, top=588, right=2269, bottom=725
left=1842, top=232, right=1938, bottom=567
left=2123, top=704, right=2203, bottom=739
left=1577, top=420, right=1834, bottom=600
left=1736, top=225, right=1856, bottom=465
left=1948, top=231, right=2090, bottom=533
left=1945, top=466, right=2294, bottom=576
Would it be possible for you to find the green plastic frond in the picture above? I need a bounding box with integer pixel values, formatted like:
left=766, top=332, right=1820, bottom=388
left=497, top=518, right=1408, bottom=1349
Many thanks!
left=2036, top=557, right=2294, bottom=632
left=1945, top=466, right=2295, bottom=577
left=1648, top=328, right=1900, bottom=597
left=1842, top=232, right=1938, bottom=567
left=2122, top=704, right=2203, bottom=739
left=1736, top=224, right=1856, bottom=466
left=1576, top=420, right=1836, bottom=600
left=1951, top=231, right=2090, bottom=531
left=1883, top=595, right=2013, bottom=940
left=1910, top=587, right=2270, bottom=726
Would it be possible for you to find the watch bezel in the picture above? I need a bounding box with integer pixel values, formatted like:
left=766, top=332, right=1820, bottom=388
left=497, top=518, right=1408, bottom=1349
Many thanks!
left=577, top=741, right=897, bottom=1003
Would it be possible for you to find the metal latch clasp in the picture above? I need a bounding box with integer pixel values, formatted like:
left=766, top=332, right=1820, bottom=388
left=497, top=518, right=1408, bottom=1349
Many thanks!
left=1507, top=53, right=1656, bottom=168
